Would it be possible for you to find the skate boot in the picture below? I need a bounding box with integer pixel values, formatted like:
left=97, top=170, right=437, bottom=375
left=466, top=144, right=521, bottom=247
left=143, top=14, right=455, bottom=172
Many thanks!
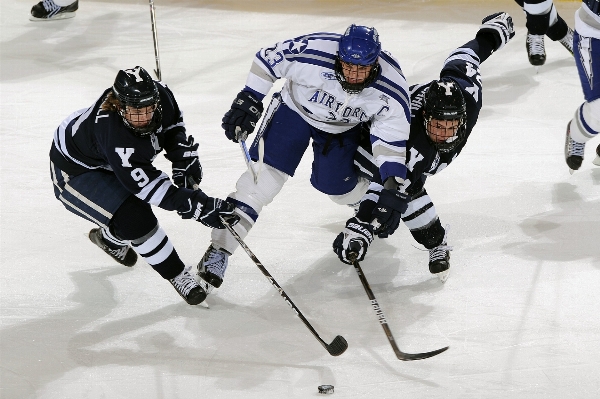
left=428, top=228, right=452, bottom=283
left=526, top=32, right=546, bottom=66
left=197, top=245, right=230, bottom=294
left=169, top=268, right=207, bottom=305
left=30, top=0, right=78, bottom=21
left=564, top=121, right=586, bottom=173
left=594, top=144, right=600, bottom=166
left=558, top=27, right=574, bottom=56
left=89, top=228, right=137, bottom=267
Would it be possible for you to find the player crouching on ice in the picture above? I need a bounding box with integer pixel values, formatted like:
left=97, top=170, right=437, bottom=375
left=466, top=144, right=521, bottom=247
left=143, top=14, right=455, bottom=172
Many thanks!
left=333, top=12, right=516, bottom=283
left=49, top=66, right=238, bottom=305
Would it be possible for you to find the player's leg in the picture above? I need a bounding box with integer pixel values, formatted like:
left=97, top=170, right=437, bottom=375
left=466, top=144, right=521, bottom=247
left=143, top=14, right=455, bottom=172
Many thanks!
left=198, top=100, right=312, bottom=293
left=565, top=31, right=600, bottom=171
left=520, top=0, right=554, bottom=65
left=402, top=189, right=452, bottom=282
left=30, top=0, right=78, bottom=21
left=50, top=164, right=206, bottom=305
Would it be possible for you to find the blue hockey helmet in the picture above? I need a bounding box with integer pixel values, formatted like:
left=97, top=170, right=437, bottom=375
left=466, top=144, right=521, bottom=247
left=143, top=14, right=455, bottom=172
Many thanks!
left=112, top=66, right=162, bottom=136
left=338, top=25, right=381, bottom=66
left=335, top=25, right=381, bottom=93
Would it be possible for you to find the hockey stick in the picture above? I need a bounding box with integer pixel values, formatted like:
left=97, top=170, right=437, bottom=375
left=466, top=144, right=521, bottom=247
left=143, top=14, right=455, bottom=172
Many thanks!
left=219, top=216, right=348, bottom=356
left=350, top=254, right=448, bottom=361
left=236, top=128, right=260, bottom=184
left=148, top=0, right=162, bottom=80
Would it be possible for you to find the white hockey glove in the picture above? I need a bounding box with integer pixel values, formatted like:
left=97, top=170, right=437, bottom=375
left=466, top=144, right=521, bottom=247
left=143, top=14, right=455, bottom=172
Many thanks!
left=478, top=12, right=515, bottom=51
left=333, top=217, right=374, bottom=265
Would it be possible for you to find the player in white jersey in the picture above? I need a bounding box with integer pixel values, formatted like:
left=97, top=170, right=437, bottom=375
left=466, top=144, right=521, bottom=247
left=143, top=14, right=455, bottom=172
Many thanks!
left=196, top=25, right=411, bottom=296
left=514, top=0, right=574, bottom=65
left=565, top=0, right=600, bottom=171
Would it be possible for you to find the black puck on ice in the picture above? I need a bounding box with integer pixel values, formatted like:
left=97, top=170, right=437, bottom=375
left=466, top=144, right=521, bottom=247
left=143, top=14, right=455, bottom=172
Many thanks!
left=318, top=385, right=334, bottom=394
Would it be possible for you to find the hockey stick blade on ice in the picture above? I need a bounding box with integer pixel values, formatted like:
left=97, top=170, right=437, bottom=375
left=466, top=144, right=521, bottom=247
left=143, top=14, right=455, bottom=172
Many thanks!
left=220, top=216, right=348, bottom=356
left=350, top=254, right=448, bottom=361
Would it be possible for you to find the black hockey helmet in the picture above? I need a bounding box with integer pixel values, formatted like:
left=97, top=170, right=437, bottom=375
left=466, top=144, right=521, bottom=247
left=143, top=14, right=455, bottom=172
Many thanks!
left=112, top=66, right=162, bottom=136
left=423, top=79, right=467, bottom=153
left=335, top=25, right=381, bottom=94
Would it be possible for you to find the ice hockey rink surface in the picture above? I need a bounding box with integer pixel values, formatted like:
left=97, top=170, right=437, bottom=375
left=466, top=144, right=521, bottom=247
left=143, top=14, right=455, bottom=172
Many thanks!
left=1, top=0, right=598, bottom=398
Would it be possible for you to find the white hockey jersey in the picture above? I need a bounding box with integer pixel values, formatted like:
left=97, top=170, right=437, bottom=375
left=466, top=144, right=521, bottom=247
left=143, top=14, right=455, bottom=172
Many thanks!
left=243, top=31, right=411, bottom=181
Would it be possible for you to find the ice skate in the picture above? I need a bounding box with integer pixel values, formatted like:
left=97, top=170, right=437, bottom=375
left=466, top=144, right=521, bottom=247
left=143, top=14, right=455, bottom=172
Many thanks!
left=564, top=121, right=586, bottom=174
left=526, top=32, right=546, bottom=67
left=593, top=144, right=600, bottom=166
left=30, top=0, right=78, bottom=21
left=558, top=27, right=574, bottom=56
left=89, top=228, right=137, bottom=267
left=169, top=268, right=207, bottom=305
left=428, top=227, right=452, bottom=283
left=197, top=245, right=230, bottom=295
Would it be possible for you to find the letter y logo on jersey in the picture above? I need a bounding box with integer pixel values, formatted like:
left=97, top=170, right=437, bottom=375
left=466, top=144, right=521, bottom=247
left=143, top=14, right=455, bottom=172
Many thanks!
left=115, top=147, right=135, bottom=167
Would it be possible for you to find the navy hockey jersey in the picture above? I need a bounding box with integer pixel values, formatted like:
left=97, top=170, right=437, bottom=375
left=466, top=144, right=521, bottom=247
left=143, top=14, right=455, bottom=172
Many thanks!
left=50, top=82, right=195, bottom=212
left=402, top=39, right=484, bottom=196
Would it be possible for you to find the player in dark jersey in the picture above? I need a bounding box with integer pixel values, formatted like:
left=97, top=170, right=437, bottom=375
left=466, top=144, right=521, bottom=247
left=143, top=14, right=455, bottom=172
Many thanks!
left=333, top=12, right=516, bottom=283
left=49, top=66, right=238, bottom=305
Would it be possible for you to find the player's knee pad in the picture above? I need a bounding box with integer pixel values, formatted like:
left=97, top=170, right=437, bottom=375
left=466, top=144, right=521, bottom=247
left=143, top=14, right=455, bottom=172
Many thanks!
left=410, top=218, right=445, bottom=249
left=110, top=195, right=158, bottom=241
left=228, top=163, right=288, bottom=221
left=571, top=100, right=600, bottom=142
left=401, top=190, right=439, bottom=231
left=328, top=177, right=370, bottom=207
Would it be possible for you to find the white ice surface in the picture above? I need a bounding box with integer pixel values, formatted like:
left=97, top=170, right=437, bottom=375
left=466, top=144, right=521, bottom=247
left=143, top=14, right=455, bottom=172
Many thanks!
left=1, top=1, right=599, bottom=398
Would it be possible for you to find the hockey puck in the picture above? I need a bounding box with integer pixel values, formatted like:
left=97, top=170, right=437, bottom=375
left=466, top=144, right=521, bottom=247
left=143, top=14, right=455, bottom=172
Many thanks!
left=318, top=385, right=334, bottom=394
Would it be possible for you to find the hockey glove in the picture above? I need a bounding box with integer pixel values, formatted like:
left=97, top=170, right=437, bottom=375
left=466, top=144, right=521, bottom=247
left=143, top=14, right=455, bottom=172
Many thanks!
left=333, top=217, right=374, bottom=265
left=372, top=188, right=409, bottom=239
left=178, top=191, right=240, bottom=229
left=164, top=136, right=203, bottom=189
left=222, top=90, right=264, bottom=143
left=478, top=12, right=515, bottom=51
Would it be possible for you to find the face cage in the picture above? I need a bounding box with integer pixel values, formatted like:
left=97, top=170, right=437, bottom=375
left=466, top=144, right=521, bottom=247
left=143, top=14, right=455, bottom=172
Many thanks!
left=118, top=102, right=162, bottom=136
left=334, top=58, right=379, bottom=94
left=424, top=115, right=466, bottom=153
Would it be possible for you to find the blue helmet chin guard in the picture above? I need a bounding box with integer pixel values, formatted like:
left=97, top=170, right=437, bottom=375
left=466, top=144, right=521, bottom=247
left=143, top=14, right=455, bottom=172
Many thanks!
left=335, top=24, right=381, bottom=93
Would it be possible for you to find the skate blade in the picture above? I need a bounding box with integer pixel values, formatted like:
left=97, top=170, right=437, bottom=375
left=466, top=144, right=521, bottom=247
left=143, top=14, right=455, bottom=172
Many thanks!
left=569, top=168, right=575, bottom=175
left=30, top=12, right=76, bottom=22
left=436, top=269, right=450, bottom=283
left=593, top=156, right=600, bottom=166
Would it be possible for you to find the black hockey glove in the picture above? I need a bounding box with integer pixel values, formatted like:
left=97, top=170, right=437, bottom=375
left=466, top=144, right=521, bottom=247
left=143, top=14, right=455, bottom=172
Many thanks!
left=372, top=188, right=409, bottom=239
left=222, top=90, right=264, bottom=143
left=333, top=217, right=374, bottom=265
left=477, top=12, right=515, bottom=51
left=164, top=136, right=203, bottom=189
left=178, top=191, right=240, bottom=229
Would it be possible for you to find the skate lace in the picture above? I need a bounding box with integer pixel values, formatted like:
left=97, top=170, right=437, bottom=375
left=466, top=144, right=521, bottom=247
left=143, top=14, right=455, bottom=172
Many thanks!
left=170, top=271, right=198, bottom=296
left=559, top=29, right=574, bottom=55
left=107, top=246, right=128, bottom=261
left=568, top=137, right=585, bottom=157
left=203, top=248, right=228, bottom=279
left=428, top=225, right=453, bottom=262
left=527, top=34, right=545, bottom=55
left=42, top=0, right=60, bottom=12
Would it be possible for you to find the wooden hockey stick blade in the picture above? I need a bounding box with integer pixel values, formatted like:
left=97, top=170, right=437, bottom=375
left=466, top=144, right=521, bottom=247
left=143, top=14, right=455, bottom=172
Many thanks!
left=326, top=335, right=348, bottom=356
left=394, top=345, right=449, bottom=361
